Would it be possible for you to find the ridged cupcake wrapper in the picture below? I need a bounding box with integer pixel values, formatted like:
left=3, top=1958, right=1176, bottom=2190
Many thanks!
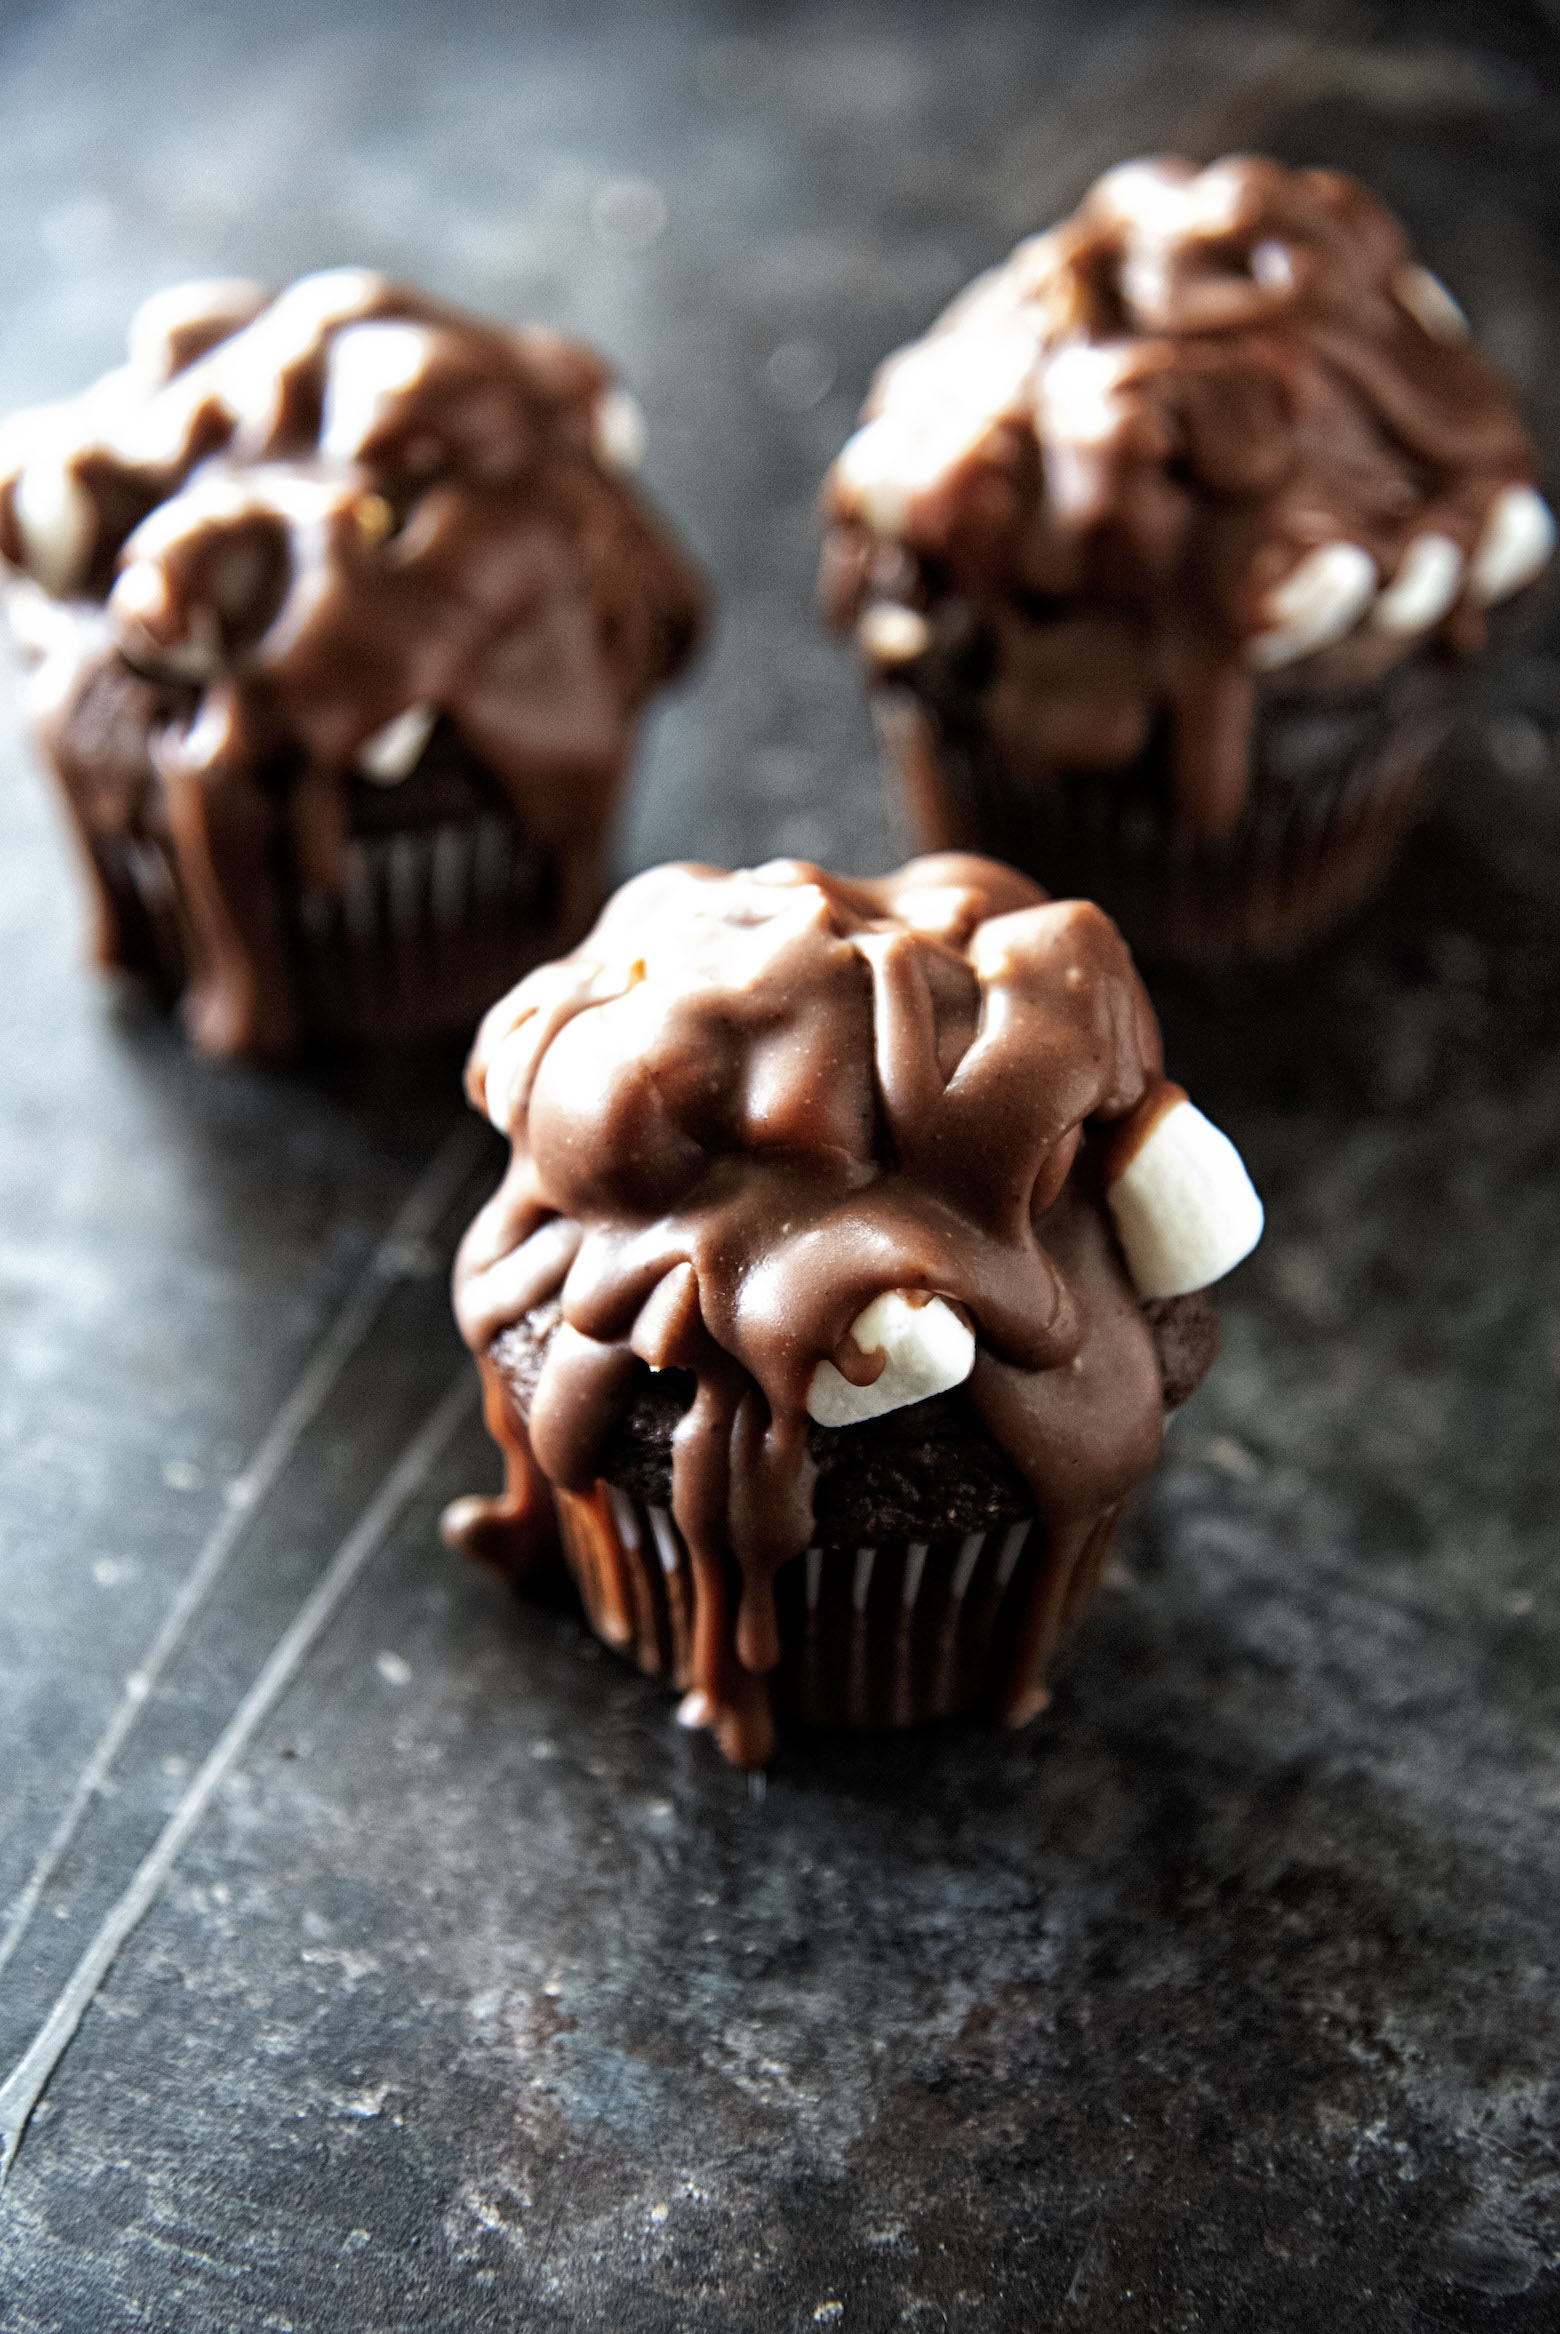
left=90, top=813, right=552, bottom=1043
left=555, top=1482, right=1122, bottom=1736
left=874, top=650, right=1464, bottom=966
left=292, top=813, right=553, bottom=1041
left=89, top=831, right=191, bottom=1001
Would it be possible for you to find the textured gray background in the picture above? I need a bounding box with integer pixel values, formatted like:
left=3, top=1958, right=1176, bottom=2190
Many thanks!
left=2, top=1, right=1560, bottom=2327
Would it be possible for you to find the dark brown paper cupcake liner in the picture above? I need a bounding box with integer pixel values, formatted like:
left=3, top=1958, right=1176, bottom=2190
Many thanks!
left=554, top=1480, right=1122, bottom=1737
left=873, top=647, right=1465, bottom=967
left=91, top=808, right=555, bottom=1046
left=291, top=812, right=554, bottom=1043
left=87, top=830, right=190, bottom=1003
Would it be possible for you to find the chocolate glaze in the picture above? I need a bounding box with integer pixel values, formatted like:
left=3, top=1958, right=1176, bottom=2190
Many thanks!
left=1, top=270, right=705, bottom=1056
left=487, top=1281, right=1214, bottom=1541
left=821, top=156, right=1541, bottom=838
left=450, top=852, right=1195, bottom=1764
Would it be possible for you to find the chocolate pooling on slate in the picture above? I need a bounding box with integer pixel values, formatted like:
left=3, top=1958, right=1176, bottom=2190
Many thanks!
left=821, top=155, right=1550, bottom=839
left=451, top=853, right=1206, bottom=1764
left=0, top=270, right=705, bottom=1056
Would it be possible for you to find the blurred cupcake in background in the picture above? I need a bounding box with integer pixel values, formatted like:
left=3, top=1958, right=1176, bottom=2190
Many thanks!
left=821, top=156, right=1553, bottom=967
left=0, top=269, right=705, bottom=1058
left=445, top=851, right=1262, bottom=1767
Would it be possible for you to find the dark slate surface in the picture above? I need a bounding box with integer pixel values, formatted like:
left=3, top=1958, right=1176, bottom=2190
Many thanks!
left=2, top=1, right=1560, bottom=2326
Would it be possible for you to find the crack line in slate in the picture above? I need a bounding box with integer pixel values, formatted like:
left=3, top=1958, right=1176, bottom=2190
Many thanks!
left=0, top=1369, right=479, bottom=2191
left=521, top=2076, right=631, bottom=2309
left=0, top=1118, right=486, bottom=1992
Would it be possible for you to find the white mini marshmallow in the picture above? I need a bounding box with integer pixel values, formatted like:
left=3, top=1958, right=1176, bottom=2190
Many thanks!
left=833, top=420, right=915, bottom=536
left=592, top=385, right=647, bottom=474
left=1250, top=239, right=1295, bottom=293
left=110, top=563, right=223, bottom=679
left=6, top=579, right=83, bottom=720
left=13, top=453, right=95, bottom=595
left=857, top=603, right=932, bottom=665
left=1106, top=1098, right=1264, bottom=1301
left=125, top=278, right=267, bottom=378
left=1038, top=343, right=1133, bottom=447
left=834, top=329, right=1036, bottom=536
left=806, top=1291, right=976, bottom=1429
left=357, top=703, right=436, bottom=784
left=1469, top=485, right=1555, bottom=607
left=1392, top=263, right=1469, bottom=344
left=1371, top=532, right=1463, bottom=635
left=320, top=322, right=433, bottom=463
left=1249, top=542, right=1376, bottom=671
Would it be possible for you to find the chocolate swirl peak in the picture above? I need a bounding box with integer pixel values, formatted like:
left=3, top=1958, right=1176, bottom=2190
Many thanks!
left=1, top=270, right=705, bottom=1055
left=822, top=156, right=1552, bottom=836
left=451, top=853, right=1260, bottom=1762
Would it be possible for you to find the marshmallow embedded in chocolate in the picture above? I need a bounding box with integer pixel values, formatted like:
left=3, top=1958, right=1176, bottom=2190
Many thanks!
left=1469, top=484, right=1556, bottom=607
left=356, top=703, right=438, bottom=785
left=1249, top=543, right=1377, bottom=672
left=822, top=154, right=1551, bottom=840
left=0, top=270, right=706, bottom=1057
left=451, top=852, right=1260, bottom=1763
left=1371, top=533, right=1464, bottom=636
left=806, top=1290, right=977, bottom=1427
left=11, top=449, right=96, bottom=596
left=1103, top=1086, right=1264, bottom=1300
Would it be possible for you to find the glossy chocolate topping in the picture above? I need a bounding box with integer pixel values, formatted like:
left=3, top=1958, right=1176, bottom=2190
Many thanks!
left=1, top=270, right=705, bottom=1055
left=821, top=156, right=1547, bottom=837
left=451, top=852, right=1188, bottom=1763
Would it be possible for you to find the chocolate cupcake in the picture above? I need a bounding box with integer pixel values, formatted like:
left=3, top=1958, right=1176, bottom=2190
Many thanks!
left=445, top=852, right=1263, bottom=1765
left=820, top=157, right=1554, bottom=966
left=0, top=270, right=705, bottom=1057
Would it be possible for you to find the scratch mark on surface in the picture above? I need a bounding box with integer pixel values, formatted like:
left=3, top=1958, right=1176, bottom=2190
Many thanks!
left=1067, top=2209, right=1109, bottom=2306
left=0, top=1120, right=484, bottom=1992
left=0, top=1370, right=477, bottom=2192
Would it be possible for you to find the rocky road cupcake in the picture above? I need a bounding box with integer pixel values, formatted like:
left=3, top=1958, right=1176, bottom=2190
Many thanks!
left=821, top=157, right=1554, bottom=966
left=0, top=270, right=705, bottom=1057
left=445, top=852, right=1263, bottom=1766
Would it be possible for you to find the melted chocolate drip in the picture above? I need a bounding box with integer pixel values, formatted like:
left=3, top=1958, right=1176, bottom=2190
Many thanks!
left=451, top=853, right=1184, bottom=1764
left=821, top=155, right=1539, bottom=838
